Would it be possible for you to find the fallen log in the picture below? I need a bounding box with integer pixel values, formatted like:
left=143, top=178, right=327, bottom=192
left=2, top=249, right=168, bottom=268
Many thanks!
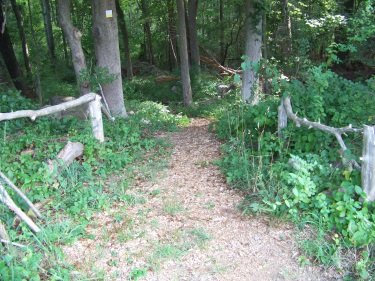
left=200, top=56, right=239, bottom=76
left=155, top=75, right=181, bottom=83
left=48, top=141, right=84, bottom=174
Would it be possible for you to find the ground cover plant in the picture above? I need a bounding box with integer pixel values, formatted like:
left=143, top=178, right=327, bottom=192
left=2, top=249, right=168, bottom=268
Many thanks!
left=0, top=89, right=190, bottom=280
left=214, top=67, right=375, bottom=279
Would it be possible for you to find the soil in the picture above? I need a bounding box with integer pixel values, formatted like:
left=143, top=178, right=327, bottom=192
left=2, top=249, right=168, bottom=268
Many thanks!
left=63, top=118, right=340, bottom=281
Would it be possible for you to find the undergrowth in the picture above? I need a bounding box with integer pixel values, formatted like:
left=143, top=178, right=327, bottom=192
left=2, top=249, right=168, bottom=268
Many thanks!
left=214, top=67, right=375, bottom=279
left=0, top=89, right=189, bottom=280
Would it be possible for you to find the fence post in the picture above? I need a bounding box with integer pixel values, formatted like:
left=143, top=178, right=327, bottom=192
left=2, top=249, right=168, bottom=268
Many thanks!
left=88, top=94, right=104, bottom=142
left=278, top=98, right=288, bottom=138
left=362, top=125, right=375, bottom=201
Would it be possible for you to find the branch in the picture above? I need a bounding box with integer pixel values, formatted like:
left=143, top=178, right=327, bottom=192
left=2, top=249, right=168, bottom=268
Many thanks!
left=283, top=96, right=362, bottom=170
left=0, top=239, right=26, bottom=248
left=0, top=93, right=97, bottom=121
left=0, top=171, right=42, bottom=219
left=0, top=183, right=40, bottom=233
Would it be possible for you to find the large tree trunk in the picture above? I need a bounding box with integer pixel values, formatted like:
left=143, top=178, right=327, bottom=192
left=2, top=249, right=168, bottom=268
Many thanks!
left=241, top=0, right=262, bottom=104
left=115, top=0, right=133, bottom=79
left=39, top=0, right=56, bottom=64
left=0, top=0, right=33, bottom=99
left=57, top=0, right=90, bottom=96
left=176, top=0, right=192, bottom=106
left=10, top=0, right=32, bottom=77
left=187, top=0, right=200, bottom=68
left=91, top=0, right=127, bottom=117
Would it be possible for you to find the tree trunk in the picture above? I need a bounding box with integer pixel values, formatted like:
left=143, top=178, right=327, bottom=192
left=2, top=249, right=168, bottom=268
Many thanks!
left=140, top=0, right=155, bottom=65
left=39, top=0, right=56, bottom=64
left=167, top=0, right=178, bottom=70
left=115, top=0, right=133, bottom=79
left=281, top=0, right=292, bottom=58
left=91, top=0, right=127, bottom=117
left=219, top=0, right=224, bottom=64
left=241, top=0, right=262, bottom=104
left=57, top=0, right=91, bottom=96
left=0, top=1, right=33, bottom=99
left=176, top=0, right=192, bottom=106
left=10, top=0, right=32, bottom=77
left=27, top=0, right=42, bottom=104
left=187, top=0, right=200, bottom=68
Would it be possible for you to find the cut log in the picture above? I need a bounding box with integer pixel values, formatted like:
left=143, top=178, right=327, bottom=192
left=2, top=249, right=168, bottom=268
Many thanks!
left=48, top=141, right=84, bottom=173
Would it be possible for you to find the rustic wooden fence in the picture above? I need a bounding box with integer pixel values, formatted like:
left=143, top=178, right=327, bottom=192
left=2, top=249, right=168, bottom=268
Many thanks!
left=278, top=96, right=374, bottom=201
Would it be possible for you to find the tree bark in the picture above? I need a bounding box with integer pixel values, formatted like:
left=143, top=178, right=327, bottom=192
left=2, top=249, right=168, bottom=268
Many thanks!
left=58, top=0, right=91, bottom=96
left=115, top=0, right=133, bottom=79
left=187, top=0, right=200, bottom=68
left=10, top=0, right=32, bottom=77
left=176, top=0, right=193, bottom=106
left=39, top=0, right=56, bottom=64
left=242, top=0, right=262, bottom=104
left=91, top=0, right=127, bottom=117
left=0, top=0, right=33, bottom=98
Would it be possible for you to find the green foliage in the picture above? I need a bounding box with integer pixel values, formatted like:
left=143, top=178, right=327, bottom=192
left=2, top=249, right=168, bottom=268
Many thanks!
left=215, top=66, right=375, bottom=278
left=0, top=90, right=179, bottom=278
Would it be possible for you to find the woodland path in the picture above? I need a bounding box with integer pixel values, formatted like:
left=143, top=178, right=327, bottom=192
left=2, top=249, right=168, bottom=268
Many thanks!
left=63, top=118, right=336, bottom=281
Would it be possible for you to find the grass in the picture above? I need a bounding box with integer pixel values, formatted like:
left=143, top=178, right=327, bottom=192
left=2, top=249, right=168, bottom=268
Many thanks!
left=162, top=196, right=185, bottom=216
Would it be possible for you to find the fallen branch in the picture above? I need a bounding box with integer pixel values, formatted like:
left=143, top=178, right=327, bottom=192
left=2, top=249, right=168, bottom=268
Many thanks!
left=283, top=96, right=362, bottom=170
left=0, top=171, right=42, bottom=219
left=0, top=182, right=40, bottom=233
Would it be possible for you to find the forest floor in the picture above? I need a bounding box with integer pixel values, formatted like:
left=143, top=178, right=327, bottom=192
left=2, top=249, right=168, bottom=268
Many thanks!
left=62, top=118, right=340, bottom=281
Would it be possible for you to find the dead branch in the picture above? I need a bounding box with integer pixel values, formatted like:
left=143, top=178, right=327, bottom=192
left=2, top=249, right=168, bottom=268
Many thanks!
left=283, top=96, right=362, bottom=170
left=200, top=56, right=239, bottom=76
left=0, top=171, right=42, bottom=219
left=0, top=182, right=40, bottom=233
left=0, top=239, right=26, bottom=248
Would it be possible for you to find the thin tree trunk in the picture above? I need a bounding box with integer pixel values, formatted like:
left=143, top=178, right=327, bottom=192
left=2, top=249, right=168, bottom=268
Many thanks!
left=176, top=0, right=192, bottom=106
left=242, top=0, right=262, bottom=104
left=91, top=0, right=127, bottom=117
left=27, top=0, right=42, bottom=104
left=0, top=0, right=33, bottom=99
left=10, top=0, right=32, bottom=77
left=219, top=0, right=224, bottom=64
left=282, top=0, right=292, bottom=57
left=140, top=0, right=155, bottom=65
left=115, top=0, right=133, bottom=79
left=187, top=0, right=200, bottom=68
left=167, top=0, right=178, bottom=70
left=39, top=0, right=56, bottom=64
left=57, top=0, right=91, bottom=96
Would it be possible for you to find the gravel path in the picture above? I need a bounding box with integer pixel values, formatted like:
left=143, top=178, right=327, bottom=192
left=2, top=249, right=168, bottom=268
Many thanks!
left=63, top=118, right=336, bottom=280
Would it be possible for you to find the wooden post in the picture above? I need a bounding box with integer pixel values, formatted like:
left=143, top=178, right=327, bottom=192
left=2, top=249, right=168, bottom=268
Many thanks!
left=88, top=94, right=104, bottom=142
left=361, top=125, right=375, bottom=201
left=278, top=98, right=288, bottom=138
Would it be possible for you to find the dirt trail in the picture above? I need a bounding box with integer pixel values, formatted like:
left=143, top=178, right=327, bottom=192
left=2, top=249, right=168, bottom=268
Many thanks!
left=63, top=118, right=334, bottom=280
